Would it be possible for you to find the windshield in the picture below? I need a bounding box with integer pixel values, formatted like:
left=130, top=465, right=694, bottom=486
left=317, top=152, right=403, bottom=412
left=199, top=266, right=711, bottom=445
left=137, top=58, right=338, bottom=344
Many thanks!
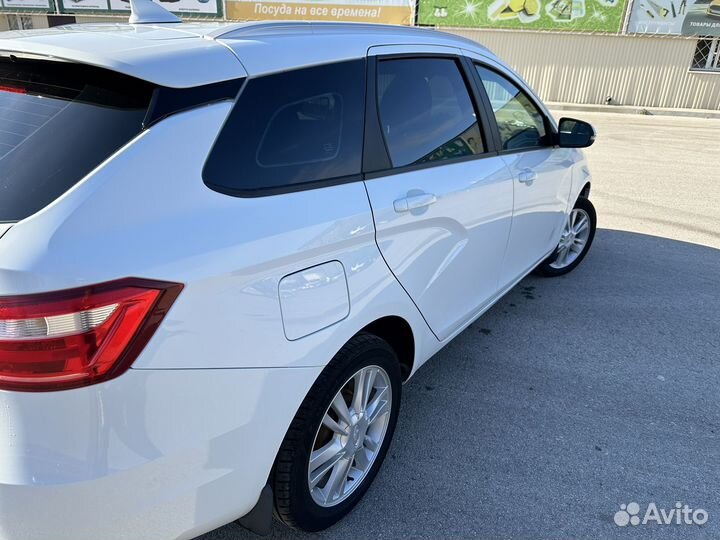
left=0, top=58, right=154, bottom=222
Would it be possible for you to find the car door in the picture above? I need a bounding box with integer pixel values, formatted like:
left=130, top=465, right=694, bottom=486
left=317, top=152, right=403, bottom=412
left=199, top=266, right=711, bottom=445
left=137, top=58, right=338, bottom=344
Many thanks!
left=362, top=46, right=514, bottom=341
left=469, top=57, right=573, bottom=288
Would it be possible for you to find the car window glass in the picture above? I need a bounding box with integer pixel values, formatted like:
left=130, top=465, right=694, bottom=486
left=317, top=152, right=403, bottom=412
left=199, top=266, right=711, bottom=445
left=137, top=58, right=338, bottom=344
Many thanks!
left=377, top=58, right=485, bottom=168
left=203, top=60, right=365, bottom=195
left=0, top=58, right=152, bottom=222
left=475, top=65, right=548, bottom=151
left=257, top=92, right=343, bottom=168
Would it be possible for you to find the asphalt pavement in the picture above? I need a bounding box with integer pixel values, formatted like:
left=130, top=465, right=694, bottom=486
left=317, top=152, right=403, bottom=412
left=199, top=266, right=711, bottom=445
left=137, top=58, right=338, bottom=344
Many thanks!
left=199, top=111, right=720, bottom=540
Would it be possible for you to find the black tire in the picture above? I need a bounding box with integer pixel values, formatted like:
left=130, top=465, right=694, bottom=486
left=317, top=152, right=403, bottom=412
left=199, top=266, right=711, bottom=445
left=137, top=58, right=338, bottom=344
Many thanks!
left=535, top=197, right=597, bottom=277
left=272, top=332, right=402, bottom=532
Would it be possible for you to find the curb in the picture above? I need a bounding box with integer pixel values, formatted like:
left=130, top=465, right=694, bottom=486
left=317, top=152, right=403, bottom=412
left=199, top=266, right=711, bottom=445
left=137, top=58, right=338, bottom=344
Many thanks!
left=547, top=102, right=720, bottom=120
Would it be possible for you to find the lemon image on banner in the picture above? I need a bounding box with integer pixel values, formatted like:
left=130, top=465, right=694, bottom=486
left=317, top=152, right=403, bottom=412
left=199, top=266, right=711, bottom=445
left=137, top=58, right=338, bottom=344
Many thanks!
left=488, top=0, right=541, bottom=21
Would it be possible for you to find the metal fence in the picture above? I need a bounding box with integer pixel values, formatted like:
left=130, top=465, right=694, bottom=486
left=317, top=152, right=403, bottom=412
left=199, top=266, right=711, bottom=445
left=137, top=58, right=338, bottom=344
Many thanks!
left=448, top=28, right=720, bottom=110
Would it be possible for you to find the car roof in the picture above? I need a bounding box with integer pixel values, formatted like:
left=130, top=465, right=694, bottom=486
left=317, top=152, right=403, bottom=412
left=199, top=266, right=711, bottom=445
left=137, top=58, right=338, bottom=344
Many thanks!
left=0, top=21, right=496, bottom=88
left=0, top=23, right=246, bottom=88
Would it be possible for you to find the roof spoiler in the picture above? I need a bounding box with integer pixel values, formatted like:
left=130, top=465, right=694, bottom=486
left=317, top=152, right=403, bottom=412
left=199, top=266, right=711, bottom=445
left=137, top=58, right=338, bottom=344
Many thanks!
left=129, top=0, right=181, bottom=24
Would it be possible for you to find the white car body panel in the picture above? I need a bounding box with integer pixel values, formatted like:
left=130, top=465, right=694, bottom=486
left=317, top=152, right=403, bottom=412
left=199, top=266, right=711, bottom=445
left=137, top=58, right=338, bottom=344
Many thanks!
left=364, top=158, right=514, bottom=341
left=498, top=150, right=573, bottom=286
left=0, top=24, right=248, bottom=87
left=0, top=367, right=323, bottom=540
left=0, top=22, right=593, bottom=540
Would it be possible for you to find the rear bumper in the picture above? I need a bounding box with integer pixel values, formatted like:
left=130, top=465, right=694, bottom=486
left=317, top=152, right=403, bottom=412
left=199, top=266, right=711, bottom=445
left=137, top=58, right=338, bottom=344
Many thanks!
left=0, top=366, right=321, bottom=540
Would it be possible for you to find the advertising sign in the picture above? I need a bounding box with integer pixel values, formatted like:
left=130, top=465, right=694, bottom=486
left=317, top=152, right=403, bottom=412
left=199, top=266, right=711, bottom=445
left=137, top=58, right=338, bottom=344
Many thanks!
left=59, top=0, right=221, bottom=16
left=107, top=0, right=219, bottom=14
left=60, top=0, right=107, bottom=9
left=225, top=0, right=414, bottom=24
left=628, top=0, right=720, bottom=36
left=418, top=0, right=628, bottom=31
left=0, top=0, right=53, bottom=11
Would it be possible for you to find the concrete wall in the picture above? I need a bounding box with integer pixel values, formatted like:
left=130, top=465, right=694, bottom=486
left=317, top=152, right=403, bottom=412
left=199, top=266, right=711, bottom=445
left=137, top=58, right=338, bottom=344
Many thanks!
left=447, top=28, right=720, bottom=111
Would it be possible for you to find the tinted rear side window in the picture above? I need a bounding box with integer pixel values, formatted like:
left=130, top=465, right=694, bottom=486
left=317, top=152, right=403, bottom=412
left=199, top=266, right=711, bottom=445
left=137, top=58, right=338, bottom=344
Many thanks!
left=203, top=60, right=365, bottom=196
left=377, top=58, right=485, bottom=168
left=0, top=59, right=153, bottom=222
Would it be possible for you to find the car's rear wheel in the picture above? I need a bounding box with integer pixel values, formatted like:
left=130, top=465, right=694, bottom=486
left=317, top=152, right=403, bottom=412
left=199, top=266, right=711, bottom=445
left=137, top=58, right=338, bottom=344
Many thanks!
left=273, top=333, right=401, bottom=531
left=535, top=197, right=596, bottom=277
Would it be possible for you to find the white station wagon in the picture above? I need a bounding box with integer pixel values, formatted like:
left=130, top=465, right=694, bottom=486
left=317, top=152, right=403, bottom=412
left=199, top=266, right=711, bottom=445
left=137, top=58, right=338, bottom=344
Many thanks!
left=0, top=4, right=596, bottom=539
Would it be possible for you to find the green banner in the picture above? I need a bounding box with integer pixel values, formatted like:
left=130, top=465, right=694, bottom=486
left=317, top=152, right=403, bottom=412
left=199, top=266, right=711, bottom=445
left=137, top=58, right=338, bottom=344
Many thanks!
left=418, top=0, right=628, bottom=32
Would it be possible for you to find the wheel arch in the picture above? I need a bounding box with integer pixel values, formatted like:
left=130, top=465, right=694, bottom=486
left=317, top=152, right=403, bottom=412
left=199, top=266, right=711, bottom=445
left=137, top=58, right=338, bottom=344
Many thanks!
left=360, top=316, right=415, bottom=382
left=580, top=181, right=591, bottom=200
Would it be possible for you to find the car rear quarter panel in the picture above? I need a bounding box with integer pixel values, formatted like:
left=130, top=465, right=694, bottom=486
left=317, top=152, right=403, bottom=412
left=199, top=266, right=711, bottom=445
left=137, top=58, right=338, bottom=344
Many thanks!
left=0, top=102, right=435, bottom=373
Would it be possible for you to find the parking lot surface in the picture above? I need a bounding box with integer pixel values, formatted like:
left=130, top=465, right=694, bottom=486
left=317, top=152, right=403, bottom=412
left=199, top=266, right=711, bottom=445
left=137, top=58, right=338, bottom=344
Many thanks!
left=199, top=111, right=720, bottom=539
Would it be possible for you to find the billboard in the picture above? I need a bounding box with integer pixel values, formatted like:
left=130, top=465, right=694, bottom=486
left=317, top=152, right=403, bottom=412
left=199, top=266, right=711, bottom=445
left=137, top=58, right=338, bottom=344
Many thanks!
left=0, top=0, right=54, bottom=11
left=418, top=0, right=628, bottom=31
left=58, top=0, right=221, bottom=16
left=628, top=0, right=720, bottom=36
left=225, top=0, right=414, bottom=23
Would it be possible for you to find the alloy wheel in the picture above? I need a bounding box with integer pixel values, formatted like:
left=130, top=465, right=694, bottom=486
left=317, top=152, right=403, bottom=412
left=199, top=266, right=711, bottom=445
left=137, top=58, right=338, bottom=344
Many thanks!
left=550, top=208, right=592, bottom=269
left=308, top=365, right=392, bottom=507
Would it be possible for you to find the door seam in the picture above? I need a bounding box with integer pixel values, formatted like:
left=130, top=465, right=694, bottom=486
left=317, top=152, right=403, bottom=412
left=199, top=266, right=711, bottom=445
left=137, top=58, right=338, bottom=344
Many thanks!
left=360, top=179, right=441, bottom=342
left=496, top=154, right=518, bottom=292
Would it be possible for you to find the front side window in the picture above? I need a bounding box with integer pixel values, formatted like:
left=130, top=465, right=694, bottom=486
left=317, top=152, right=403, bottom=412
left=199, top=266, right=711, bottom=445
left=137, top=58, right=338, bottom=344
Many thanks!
left=203, top=60, right=365, bottom=195
left=0, top=58, right=153, bottom=222
left=377, top=58, right=485, bottom=168
left=475, top=65, right=548, bottom=152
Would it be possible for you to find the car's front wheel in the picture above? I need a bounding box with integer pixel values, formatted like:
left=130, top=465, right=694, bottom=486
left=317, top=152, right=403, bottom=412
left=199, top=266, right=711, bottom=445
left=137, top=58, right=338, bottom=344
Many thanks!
left=273, top=333, right=401, bottom=531
left=535, top=196, right=597, bottom=277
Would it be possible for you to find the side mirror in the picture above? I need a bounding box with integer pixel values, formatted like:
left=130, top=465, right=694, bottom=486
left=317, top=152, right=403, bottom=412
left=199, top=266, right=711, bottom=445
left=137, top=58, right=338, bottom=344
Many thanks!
left=557, top=117, right=596, bottom=148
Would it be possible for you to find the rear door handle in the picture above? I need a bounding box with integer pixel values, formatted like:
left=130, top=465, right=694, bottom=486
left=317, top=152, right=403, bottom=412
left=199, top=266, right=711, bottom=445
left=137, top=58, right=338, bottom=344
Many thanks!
left=518, top=170, right=537, bottom=186
left=393, top=193, right=437, bottom=213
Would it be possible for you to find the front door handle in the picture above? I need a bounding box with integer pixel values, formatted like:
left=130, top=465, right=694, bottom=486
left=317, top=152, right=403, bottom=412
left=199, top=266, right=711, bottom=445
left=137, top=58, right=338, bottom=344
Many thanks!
left=518, top=170, right=537, bottom=186
left=393, top=193, right=437, bottom=213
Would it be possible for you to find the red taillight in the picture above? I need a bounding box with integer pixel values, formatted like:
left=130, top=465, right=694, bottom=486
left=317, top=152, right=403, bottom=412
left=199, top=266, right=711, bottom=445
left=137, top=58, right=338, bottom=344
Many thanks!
left=0, top=85, right=26, bottom=94
left=0, top=278, right=183, bottom=392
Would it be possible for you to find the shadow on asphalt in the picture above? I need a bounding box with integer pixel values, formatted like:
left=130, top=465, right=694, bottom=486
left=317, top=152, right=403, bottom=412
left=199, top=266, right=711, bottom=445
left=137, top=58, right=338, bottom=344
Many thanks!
left=198, top=229, right=720, bottom=540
